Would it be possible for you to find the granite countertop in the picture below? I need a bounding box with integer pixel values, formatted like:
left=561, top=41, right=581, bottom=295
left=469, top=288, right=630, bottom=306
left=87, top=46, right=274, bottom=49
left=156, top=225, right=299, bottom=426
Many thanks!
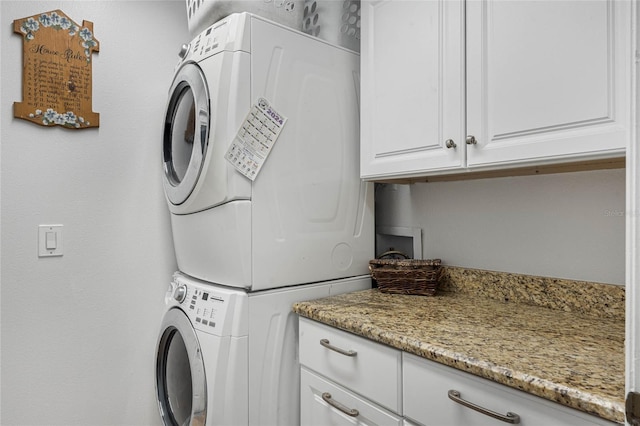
left=292, top=267, right=626, bottom=424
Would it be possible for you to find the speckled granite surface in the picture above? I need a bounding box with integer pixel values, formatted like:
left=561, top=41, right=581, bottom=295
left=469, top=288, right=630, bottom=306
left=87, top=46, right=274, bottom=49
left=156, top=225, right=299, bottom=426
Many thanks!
left=440, top=267, right=625, bottom=320
left=293, top=267, right=625, bottom=424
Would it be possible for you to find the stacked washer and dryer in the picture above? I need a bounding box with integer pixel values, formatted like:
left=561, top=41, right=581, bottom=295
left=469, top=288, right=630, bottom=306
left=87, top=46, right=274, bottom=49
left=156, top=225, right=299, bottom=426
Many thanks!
left=155, top=7, right=372, bottom=426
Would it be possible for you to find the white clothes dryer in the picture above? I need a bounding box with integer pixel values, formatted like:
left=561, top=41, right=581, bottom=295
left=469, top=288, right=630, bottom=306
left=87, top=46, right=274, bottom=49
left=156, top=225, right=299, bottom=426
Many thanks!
left=162, top=13, right=374, bottom=291
left=155, top=271, right=371, bottom=426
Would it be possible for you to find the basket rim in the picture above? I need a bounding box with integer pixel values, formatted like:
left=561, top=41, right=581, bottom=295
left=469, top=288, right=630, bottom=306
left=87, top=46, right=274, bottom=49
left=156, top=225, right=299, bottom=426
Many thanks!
left=369, top=258, right=441, bottom=267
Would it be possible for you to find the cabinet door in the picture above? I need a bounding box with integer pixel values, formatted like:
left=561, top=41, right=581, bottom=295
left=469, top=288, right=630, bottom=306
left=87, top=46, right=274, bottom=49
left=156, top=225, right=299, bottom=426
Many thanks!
left=466, top=0, right=631, bottom=169
left=360, top=0, right=465, bottom=180
left=301, top=367, right=403, bottom=426
left=403, top=353, right=618, bottom=426
left=298, top=317, right=402, bottom=413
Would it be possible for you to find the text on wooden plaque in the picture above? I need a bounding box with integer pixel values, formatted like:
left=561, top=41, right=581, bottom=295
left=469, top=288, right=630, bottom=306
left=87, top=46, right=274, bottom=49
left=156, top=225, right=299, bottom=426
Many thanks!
left=13, top=10, right=100, bottom=129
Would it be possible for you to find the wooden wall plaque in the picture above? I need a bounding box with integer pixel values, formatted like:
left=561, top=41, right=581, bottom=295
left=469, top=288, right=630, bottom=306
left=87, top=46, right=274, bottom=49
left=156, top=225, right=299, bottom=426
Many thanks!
left=13, top=10, right=99, bottom=129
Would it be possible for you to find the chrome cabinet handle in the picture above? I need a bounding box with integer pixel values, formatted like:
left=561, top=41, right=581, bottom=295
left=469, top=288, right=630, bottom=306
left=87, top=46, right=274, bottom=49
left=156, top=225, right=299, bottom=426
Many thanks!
left=466, top=135, right=477, bottom=145
left=445, top=139, right=457, bottom=149
left=320, top=339, right=357, bottom=357
left=322, top=392, right=359, bottom=417
left=448, top=390, right=520, bottom=424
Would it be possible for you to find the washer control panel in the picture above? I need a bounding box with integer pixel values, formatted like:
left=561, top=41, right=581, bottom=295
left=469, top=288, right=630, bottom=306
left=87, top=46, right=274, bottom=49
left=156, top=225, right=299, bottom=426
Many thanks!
left=166, top=273, right=248, bottom=337
left=182, top=284, right=229, bottom=334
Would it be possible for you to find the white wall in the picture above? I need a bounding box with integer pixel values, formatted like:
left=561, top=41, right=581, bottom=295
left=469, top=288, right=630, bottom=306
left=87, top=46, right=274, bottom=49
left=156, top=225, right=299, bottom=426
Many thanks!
left=1, top=2, right=188, bottom=425
left=375, top=168, right=626, bottom=285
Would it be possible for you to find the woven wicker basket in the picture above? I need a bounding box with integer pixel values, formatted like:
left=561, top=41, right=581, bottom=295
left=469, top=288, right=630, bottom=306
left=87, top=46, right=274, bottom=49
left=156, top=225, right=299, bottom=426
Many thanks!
left=369, top=252, right=442, bottom=296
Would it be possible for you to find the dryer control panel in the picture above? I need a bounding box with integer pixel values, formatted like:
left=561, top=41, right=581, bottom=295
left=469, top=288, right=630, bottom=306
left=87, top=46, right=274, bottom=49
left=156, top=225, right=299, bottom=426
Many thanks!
left=180, top=12, right=252, bottom=65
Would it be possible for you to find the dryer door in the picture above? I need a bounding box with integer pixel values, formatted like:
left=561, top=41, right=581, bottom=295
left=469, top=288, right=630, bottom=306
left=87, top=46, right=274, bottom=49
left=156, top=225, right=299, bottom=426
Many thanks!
left=163, top=62, right=210, bottom=206
left=156, top=308, right=207, bottom=426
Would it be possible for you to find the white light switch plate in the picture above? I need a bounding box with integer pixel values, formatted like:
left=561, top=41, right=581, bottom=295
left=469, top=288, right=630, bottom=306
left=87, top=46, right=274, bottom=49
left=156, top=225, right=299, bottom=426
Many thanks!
left=38, top=225, right=63, bottom=257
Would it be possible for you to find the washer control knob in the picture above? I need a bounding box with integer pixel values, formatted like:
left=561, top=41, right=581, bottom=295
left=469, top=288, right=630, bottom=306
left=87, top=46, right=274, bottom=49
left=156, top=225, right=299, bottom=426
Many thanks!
left=178, top=43, right=190, bottom=59
left=173, top=284, right=187, bottom=303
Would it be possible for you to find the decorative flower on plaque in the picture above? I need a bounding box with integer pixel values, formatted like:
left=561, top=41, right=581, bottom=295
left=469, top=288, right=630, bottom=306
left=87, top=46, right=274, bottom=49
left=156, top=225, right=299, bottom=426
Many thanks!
left=13, top=10, right=99, bottom=129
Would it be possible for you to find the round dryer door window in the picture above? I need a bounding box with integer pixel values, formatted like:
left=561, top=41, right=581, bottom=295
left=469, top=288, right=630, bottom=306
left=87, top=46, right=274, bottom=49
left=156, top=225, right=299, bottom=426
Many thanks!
left=156, top=308, right=207, bottom=426
left=163, top=63, right=210, bottom=206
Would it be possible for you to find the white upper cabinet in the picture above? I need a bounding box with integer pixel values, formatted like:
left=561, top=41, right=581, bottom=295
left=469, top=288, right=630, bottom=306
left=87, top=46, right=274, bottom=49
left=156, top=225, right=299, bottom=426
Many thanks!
left=360, top=0, right=632, bottom=180
left=466, top=0, right=631, bottom=169
left=361, top=0, right=465, bottom=178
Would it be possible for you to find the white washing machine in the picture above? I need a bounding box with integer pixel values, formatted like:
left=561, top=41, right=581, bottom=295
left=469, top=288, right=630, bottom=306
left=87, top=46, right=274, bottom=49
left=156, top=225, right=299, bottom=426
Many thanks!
left=162, top=12, right=374, bottom=290
left=155, top=271, right=370, bottom=426
left=156, top=272, right=249, bottom=426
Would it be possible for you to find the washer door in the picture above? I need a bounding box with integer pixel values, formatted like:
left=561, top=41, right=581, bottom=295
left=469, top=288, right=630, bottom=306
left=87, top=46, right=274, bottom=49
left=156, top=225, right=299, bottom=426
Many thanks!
left=163, top=62, right=210, bottom=206
left=156, top=308, right=207, bottom=426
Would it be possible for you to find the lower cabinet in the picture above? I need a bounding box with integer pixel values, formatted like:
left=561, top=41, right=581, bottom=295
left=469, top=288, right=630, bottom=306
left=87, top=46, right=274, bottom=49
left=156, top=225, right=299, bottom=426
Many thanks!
left=298, top=317, right=402, bottom=413
left=299, top=317, right=403, bottom=425
left=299, top=318, right=618, bottom=426
left=301, top=368, right=403, bottom=426
left=403, top=353, right=617, bottom=426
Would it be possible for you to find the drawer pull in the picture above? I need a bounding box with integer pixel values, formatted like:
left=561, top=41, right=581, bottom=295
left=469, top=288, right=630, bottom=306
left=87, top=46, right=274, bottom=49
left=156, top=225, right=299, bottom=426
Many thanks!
left=320, top=339, right=357, bottom=357
left=448, top=390, right=521, bottom=424
left=322, top=392, right=359, bottom=417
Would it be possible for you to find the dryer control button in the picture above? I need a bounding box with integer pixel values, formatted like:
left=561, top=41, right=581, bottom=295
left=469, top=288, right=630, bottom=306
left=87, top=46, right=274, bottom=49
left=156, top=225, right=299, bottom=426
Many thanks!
left=173, top=285, right=187, bottom=303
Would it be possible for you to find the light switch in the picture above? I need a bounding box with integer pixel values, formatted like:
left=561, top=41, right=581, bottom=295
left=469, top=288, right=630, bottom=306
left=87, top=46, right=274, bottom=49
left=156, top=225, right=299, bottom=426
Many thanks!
left=45, top=231, right=57, bottom=250
left=39, top=225, right=63, bottom=257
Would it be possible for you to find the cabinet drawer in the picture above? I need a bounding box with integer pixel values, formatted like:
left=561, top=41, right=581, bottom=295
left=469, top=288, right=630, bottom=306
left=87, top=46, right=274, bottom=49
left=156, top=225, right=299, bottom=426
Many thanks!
left=403, top=353, right=617, bottom=426
left=301, top=367, right=402, bottom=426
left=299, top=317, right=402, bottom=413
